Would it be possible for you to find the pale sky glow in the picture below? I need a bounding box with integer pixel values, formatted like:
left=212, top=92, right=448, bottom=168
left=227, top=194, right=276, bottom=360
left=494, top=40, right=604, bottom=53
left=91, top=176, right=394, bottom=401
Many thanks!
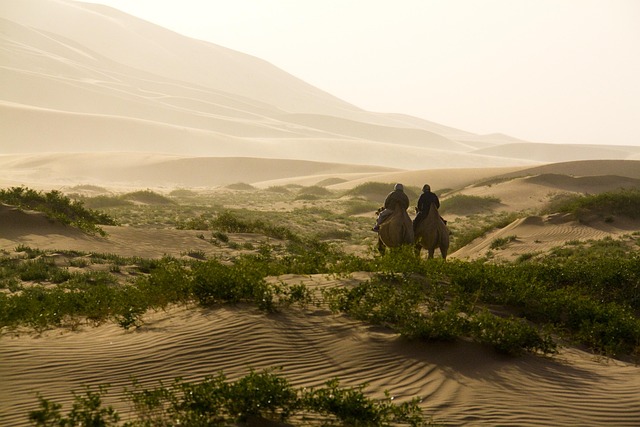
left=80, top=0, right=640, bottom=146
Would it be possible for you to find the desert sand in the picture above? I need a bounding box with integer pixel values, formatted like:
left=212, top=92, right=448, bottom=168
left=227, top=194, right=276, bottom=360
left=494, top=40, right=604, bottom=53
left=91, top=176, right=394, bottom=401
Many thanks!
left=2, top=160, right=640, bottom=426
left=3, top=0, right=640, bottom=170
left=3, top=294, right=640, bottom=426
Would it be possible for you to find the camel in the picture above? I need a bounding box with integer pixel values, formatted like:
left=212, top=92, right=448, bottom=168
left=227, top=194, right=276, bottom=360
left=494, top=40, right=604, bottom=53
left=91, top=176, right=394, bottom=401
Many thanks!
left=414, top=203, right=449, bottom=259
left=377, top=208, right=414, bottom=254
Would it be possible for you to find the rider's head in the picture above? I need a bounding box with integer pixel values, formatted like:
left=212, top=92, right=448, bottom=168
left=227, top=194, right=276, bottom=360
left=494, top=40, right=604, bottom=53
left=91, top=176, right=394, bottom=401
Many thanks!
left=422, top=184, right=431, bottom=192
left=394, top=183, right=404, bottom=191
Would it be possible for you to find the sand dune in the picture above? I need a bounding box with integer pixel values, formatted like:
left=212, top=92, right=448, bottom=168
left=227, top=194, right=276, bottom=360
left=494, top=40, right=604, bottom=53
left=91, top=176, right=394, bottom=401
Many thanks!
left=472, top=142, right=640, bottom=163
left=439, top=160, right=640, bottom=215
left=3, top=0, right=638, bottom=169
left=450, top=213, right=640, bottom=262
left=0, top=151, right=534, bottom=190
left=0, top=152, right=400, bottom=190
left=495, top=159, right=640, bottom=180
left=2, top=152, right=638, bottom=198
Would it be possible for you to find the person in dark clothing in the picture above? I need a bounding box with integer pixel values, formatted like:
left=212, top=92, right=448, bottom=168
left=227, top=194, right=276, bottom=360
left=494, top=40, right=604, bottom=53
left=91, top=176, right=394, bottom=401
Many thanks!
left=372, top=183, right=410, bottom=232
left=413, top=184, right=441, bottom=232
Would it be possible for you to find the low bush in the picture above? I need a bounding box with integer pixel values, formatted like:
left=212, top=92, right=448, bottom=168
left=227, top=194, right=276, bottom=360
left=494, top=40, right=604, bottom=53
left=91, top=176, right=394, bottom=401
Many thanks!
left=2, top=235, right=638, bottom=359
left=265, top=185, right=290, bottom=194
left=226, top=182, right=255, bottom=191
left=30, top=369, right=429, bottom=426
left=346, top=182, right=418, bottom=201
left=342, top=199, right=380, bottom=216
left=490, top=235, right=517, bottom=250
left=468, top=310, right=556, bottom=355
left=0, top=186, right=117, bottom=235
left=322, top=273, right=557, bottom=356
left=545, top=189, right=640, bottom=220
left=122, top=190, right=175, bottom=205
left=297, top=185, right=333, bottom=197
left=80, top=195, right=132, bottom=209
left=440, top=194, right=501, bottom=215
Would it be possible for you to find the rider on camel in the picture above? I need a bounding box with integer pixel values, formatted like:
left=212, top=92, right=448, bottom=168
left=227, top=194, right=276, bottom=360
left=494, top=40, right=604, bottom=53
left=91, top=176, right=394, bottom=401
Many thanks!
left=372, top=183, right=409, bottom=232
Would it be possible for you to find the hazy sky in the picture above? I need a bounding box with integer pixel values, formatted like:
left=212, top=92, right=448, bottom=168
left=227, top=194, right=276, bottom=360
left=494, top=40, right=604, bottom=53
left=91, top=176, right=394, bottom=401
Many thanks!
left=82, top=0, right=639, bottom=146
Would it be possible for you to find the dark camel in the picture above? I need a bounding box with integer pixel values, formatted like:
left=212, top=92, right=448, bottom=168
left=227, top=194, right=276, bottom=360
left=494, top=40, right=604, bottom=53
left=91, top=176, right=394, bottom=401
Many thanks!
left=414, top=202, right=449, bottom=259
left=377, top=207, right=414, bottom=254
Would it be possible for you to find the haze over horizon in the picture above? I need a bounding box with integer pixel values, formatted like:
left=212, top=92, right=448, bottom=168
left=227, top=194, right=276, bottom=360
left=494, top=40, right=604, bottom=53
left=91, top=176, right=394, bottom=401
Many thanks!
left=77, top=0, right=640, bottom=147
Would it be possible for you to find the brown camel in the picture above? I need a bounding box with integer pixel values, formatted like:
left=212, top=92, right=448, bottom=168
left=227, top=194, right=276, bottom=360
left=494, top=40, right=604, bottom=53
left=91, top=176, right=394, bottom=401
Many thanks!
left=414, top=202, right=449, bottom=259
left=377, top=208, right=414, bottom=254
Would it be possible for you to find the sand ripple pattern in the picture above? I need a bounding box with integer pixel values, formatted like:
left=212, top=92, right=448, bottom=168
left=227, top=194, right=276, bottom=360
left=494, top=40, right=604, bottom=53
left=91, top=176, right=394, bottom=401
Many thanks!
left=2, top=276, right=639, bottom=426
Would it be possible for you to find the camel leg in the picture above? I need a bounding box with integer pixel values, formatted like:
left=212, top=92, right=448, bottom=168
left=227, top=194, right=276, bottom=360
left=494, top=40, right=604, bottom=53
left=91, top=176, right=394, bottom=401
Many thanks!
left=377, top=237, right=386, bottom=255
left=440, top=246, right=447, bottom=260
left=427, top=248, right=435, bottom=259
left=414, top=244, right=422, bottom=258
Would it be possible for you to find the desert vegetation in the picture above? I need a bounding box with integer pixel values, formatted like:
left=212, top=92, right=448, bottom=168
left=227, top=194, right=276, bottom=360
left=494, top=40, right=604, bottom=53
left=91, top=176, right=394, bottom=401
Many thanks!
left=2, top=186, right=639, bottom=359
left=2, top=229, right=638, bottom=358
left=439, top=194, right=501, bottom=215
left=28, top=369, right=428, bottom=426
left=544, top=188, right=640, bottom=221
left=2, top=184, right=640, bottom=425
left=0, top=186, right=117, bottom=236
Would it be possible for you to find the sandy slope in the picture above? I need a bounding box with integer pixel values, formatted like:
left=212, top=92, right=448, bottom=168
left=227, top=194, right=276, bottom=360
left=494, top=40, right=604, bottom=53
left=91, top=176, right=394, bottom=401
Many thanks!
left=3, top=0, right=639, bottom=169
left=3, top=1, right=536, bottom=169
left=440, top=160, right=640, bottom=214
left=0, top=151, right=529, bottom=190
left=2, top=154, right=637, bottom=194
left=450, top=213, right=640, bottom=262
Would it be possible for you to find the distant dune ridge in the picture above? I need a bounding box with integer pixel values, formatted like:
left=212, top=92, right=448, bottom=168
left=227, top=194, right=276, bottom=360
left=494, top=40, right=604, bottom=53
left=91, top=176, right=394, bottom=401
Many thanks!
left=2, top=0, right=640, bottom=178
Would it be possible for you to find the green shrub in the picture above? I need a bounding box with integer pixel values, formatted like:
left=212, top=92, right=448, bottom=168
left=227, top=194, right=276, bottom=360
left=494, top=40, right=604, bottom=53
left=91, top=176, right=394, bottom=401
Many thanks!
left=345, top=182, right=418, bottom=201
left=30, top=386, right=120, bottom=427
left=122, top=190, right=175, bottom=205
left=399, top=307, right=466, bottom=342
left=297, top=185, right=333, bottom=197
left=80, top=195, right=132, bottom=209
left=342, top=199, right=380, bottom=216
left=0, top=186, right=117, bottom=235
left=545, top=189, right=640, bottom=220
left=226, top=369, right=298, bottom=421
left=31, top=370, right=428, bottom=426
left=226, top=182, right=255, bottom=191
left=469, top=310, right=556, bottom=356
left=440, top=194, right=501, bottom=215
left=168, top=188, right=198, bottom=197
left=490, top=235, right=517, bottom=250
left=212, top=230, right=229, bottom=242
left=265, top=185, right=290, bottom=194
left=67, top=184, right=110, bottom=194
left=191, top=259, right=277, bottom=311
